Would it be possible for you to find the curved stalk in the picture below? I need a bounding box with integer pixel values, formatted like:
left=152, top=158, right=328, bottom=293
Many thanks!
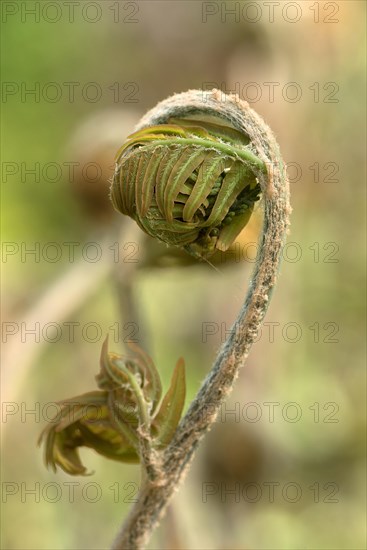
left=111, top=89, right=291, bottom=549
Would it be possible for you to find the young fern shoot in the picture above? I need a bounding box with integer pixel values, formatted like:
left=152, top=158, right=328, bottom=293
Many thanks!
left=39, top=88, right=290, bottom=550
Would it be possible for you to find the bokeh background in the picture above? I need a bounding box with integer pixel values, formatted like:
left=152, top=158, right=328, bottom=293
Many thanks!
left=1, top=1, right=366, bottom=549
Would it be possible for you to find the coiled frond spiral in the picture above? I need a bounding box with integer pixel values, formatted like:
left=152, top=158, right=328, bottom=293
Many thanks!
left=111, top=102, right=266, bottom=258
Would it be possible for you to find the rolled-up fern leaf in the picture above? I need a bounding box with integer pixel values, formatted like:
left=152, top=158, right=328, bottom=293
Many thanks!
left=111, top=90, right=267, bottom=258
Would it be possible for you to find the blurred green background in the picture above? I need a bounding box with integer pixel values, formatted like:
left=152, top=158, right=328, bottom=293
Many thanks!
left=1, top=1, right=366, bottom=549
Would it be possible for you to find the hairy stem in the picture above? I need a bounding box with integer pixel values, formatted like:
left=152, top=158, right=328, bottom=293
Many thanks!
left=111, top=89, right=290, bottom=550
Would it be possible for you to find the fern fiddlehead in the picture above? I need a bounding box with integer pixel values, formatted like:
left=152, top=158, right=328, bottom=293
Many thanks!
left=39, top=88, right=290, bottom=550
left=111, top=109, right=266, bottom=258
left=107, top=89, right=290, bottom=550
